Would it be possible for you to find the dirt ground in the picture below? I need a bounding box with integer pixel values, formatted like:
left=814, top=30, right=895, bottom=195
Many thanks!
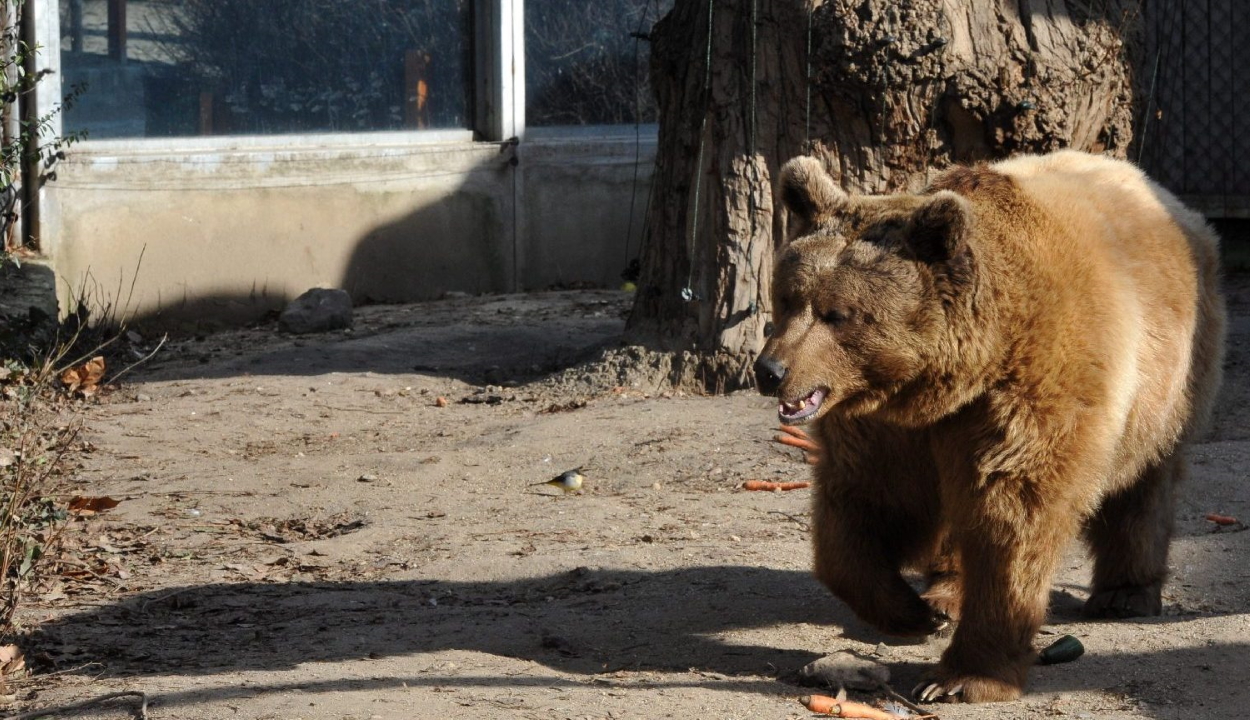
left=9, top=276, right=1250, bottom=720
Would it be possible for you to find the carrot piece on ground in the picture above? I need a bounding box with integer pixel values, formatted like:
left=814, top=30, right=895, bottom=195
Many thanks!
left=798, top=695, right=908, bottom=719
left=777, top=481, right=810, bottom=490
left=1206, top=513, right=1239, bottom=525
left=742, top=479, right=811, bottom=491
left=800, top=695, right=841, bottom=714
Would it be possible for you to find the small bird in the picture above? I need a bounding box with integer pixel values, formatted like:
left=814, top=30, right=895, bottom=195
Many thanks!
left=532, top=468, right=585, bottom=494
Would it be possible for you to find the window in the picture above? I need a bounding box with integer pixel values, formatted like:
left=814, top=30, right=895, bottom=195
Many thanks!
left=59, top=0, right=474, bottom=139
left=524, top=0, right=672, bottom=127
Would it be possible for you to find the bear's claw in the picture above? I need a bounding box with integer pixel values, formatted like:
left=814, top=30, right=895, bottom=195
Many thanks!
left=912, top=672, right=1022, bottom=703
left=913, top=681, right=964, bottom=703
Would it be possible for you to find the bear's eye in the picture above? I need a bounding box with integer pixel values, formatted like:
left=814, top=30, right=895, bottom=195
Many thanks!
left=822, top=308, right=852, bottom=326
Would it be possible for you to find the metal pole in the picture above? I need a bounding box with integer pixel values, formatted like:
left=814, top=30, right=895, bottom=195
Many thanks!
left=107, top=0, right=126, bottom=62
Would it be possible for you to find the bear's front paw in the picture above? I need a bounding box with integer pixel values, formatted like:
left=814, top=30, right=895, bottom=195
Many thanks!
left=913, top=671, right=1022, bottom=703
left=1084, top=582, right=1162, bottom=618
left=874, top=607, right=951, bottom=638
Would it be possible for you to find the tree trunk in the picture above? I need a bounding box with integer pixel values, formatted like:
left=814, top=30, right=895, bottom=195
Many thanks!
left=624, top=0, right=1140, bottom=392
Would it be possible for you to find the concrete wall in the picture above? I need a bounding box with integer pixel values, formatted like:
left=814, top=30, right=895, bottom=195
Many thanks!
left=41, top=130, right=655, bottom=328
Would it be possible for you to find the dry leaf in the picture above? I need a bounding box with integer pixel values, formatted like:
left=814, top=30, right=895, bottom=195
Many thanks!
left=0, top=645, right=25, bottom=678
left=68, top=496, right=122, bottom=517
left=60, top=356, right=106, bottom=396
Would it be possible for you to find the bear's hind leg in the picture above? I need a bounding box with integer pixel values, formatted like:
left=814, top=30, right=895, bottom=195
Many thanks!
left=1083, top=452, right=1181, bottom=618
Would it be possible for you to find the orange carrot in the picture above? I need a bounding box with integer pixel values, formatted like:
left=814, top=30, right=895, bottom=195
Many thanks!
left=798, top=695, right=905, bottom=719
left=775, top=433, right=818, bottom=451
left=1206, top=513, right=1239, bottom=525
left=775, top=426, right=822, bottom=464
left=800, top=695, right=841, bottom=714
left=742, top=479, right=811, bottom=491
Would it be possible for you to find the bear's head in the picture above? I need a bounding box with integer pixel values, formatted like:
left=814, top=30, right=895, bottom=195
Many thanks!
left=754, top=156, right=977, bottom=426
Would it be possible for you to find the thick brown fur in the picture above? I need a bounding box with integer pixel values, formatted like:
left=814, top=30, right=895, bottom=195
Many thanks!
left=759, top=151, right=1226, bottom=702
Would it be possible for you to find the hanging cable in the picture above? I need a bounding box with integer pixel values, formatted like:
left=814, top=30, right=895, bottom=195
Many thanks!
left=623, top=0, right=661, bottom=279
left=684, top=0, right=715, bottom=301
left=805, top=1, right=813, bottom=148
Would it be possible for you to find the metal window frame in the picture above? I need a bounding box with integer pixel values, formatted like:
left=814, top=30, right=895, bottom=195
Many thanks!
left=475, top=0, right=525, bottom=142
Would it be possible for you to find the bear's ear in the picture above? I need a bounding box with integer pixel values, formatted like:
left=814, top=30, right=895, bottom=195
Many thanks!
left=908, top=191, right=971, bottom=264
left=778, top=156, right=848, bottom=234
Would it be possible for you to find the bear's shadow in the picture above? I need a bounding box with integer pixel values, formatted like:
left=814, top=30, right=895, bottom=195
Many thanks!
left=26, top=564, right=1239, bottom=714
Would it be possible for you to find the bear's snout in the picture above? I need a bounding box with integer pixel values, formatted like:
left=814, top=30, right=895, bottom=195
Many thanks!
left=754, top=354, right=787, bottom=395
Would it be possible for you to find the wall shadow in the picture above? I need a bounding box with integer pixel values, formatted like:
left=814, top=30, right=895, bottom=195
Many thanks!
left=128, top=288, right=628, bottom=385
left=73, top=138, right=644, bottom=385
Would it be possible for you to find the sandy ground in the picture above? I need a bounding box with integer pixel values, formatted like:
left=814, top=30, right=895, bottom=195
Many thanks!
left=9, top=279, right=1250, bottom=720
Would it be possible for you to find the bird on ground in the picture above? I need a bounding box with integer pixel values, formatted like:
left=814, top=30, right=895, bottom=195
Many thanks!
left=532, top=468, right=585, bottom=494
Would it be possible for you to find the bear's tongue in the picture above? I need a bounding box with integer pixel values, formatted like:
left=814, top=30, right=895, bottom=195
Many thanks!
left=778, top=388, right=827, bottom=424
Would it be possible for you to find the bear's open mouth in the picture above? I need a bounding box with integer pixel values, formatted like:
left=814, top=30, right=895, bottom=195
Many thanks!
left=778, top=387, right=828, bottom=424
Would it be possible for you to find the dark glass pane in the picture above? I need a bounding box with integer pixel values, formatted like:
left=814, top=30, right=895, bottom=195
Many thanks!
left=525, top=0, right=673, bottom=127
left=60, top=0, right=473, bottom=139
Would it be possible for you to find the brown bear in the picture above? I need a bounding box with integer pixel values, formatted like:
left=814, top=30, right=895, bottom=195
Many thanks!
left=754, top=150, right=1225, bottom=703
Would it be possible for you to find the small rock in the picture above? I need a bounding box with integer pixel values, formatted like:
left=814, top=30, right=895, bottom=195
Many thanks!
left=279, top=288, right=354, bottom=334
left=357, top=474, right=378, bottom=483
left=799, top=651, right=890, bottom=691
left=434, top=396, right=449, bottom=408
left=136, top=393, right=152, bottom=402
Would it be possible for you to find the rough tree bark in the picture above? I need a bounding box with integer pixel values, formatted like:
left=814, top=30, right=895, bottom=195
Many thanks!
left=624, top=0, right=1140, bottom=392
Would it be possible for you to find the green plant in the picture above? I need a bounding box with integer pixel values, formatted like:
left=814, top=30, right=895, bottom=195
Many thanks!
left=0, top=336, right=82, bottom=633
left=2, top=0, right=84, bottom=254
left=0, top=279, right=162, bottom=635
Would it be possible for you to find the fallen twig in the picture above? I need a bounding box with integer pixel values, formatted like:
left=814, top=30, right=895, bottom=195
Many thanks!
left=312, top=403, right=405, bottom=416
left=107, top=334, right=168, bottom=387
left=9, top=661, right=104, bottom=687
left=878, top=681, right=934, bottom=718
left=767, top=510, right=811, bottom=531
left=6, top=690, right=148, bottom=719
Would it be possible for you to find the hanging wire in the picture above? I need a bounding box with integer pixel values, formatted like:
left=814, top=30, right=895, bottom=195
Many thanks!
left=685, top=0, right=715, bottom=300
left=1136, top=48, right=1162, bottom=165
left=623, top=0, right=661, bottom=277
left=1136, top=0, right=1180, bottom=179
left=743, top=0, right=761, bottom=316
left=805, top=1, right=813, bottom=147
